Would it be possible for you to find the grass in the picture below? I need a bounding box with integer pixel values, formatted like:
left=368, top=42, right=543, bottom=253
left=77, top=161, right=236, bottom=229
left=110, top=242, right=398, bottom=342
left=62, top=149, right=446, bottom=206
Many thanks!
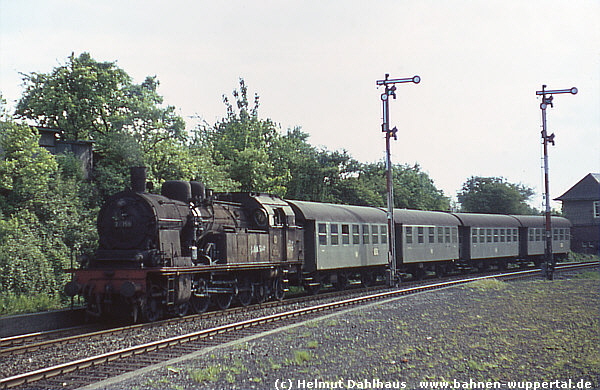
left=0, top=293, right=65, bottom=316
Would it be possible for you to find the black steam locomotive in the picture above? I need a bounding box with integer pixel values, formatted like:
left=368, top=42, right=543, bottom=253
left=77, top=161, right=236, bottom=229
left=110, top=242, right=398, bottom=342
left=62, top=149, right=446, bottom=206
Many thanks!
left=66, top=167, right=304, bottom=322
left=66, top=167, right=570, bottom=322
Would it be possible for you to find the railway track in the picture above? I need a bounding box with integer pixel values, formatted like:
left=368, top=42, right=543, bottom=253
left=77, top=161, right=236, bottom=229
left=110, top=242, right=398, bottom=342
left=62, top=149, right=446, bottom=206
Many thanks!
left=1, top=261, right=596, bottom=389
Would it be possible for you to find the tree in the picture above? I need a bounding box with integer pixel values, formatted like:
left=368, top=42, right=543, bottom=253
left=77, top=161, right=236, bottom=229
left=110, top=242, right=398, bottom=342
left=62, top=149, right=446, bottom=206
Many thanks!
left=15, top=52, right=131, bottom=141
left=0, top=122, right=58, bottom=213
left=457, top=176, right=536, bottom=214
left=14, top=53, right=190, bottom=201
left=206, top=79, right=291, bottom=195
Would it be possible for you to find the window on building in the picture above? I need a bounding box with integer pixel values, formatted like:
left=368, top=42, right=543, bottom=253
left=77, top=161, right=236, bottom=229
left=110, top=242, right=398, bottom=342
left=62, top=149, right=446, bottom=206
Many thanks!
left=330, top=224, right=339, bottom=246
left=594, top=201, right=600, bottom=218
left=318, top=223, right=327, bottom=245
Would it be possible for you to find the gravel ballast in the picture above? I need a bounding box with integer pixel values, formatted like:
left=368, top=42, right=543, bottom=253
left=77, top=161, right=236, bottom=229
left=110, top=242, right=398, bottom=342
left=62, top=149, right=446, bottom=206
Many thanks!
left=85, top=269, right=599, bottom=390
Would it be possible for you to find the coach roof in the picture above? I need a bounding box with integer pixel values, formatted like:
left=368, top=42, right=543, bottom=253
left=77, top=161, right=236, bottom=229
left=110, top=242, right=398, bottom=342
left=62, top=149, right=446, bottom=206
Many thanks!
left=286, top=200, right=387, bottom=224
left=451, top=212, right=520, bottom=227
left=393, top=209, right=460, bottom=226
left=511, top=215, right=572, bottom=228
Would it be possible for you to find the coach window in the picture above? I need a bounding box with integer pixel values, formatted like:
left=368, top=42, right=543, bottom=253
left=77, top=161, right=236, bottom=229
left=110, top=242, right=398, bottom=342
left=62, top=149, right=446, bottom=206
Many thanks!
left=417, top=227, right=424, bottom=244
left=372, top=225, right=379, bottom=244
left=437, top=227, right=443, bottom=243
left=493, top=229, right=499, bottom=243
left=553, top=228, right=559, bottom=241
left=479, top=229, right=485, bottom=244
left=452, top=227, right=458, bottom=243
left=341, top=224, right=350, bottom=245
left=500, top=229, right=505, bottom=242
left=363, top=225, right=370, bottom=244
left=472, top=228, right=478, bottom=244
left=535, top=228, right=541, bottom=242
left=566, top=229, right=570, bottom=240
left=486, top=229, right=492, bottom=243
left=444, top=227, right=450, bottom=243
left=405, top=226, right=413, bottom=244
left=381, top=225, right=388, bottom=244
left=352, top=225, right=360, bottom=244
left=513, top=229, right=518, bottom=242
left=330, top=224, right=339, bottom=246
left=318, top=223, right=327, bottom=245
left=507, top=229, right=512, bottom=242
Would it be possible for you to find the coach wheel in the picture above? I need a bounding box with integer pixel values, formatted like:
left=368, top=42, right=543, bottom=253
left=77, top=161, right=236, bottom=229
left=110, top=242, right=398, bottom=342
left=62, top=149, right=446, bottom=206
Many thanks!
left=214, top=293, right=233, bottom=310
left=413, top=267, right=426, bottom=281
left=255, top=283, right=268, bottom=304
left=191, top=295, right=209, bottom=313
left=334, top=273, right=349, bottom=290
left=361, top=272, right=374, bottom=287
left=273, top=277, right=285, bottom=301
left=237, top=279, right=253, bottom=307
left=435, top=264, right=447, bottom=278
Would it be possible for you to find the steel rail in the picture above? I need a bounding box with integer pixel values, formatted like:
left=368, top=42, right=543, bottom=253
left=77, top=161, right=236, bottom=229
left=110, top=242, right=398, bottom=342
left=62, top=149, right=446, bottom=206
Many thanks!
left=1, top=261, right=596, bottom=389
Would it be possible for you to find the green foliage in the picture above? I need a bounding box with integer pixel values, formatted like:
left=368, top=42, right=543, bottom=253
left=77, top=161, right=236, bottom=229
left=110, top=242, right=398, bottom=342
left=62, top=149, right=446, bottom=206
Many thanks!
left=0, top=122, right=58, bottom=212
left=15, top=52, right=131, bottom=140
left=0, top=211, right=57, bottom=294
left=0, top=293, right=63, bottom=316
left=206, top=79, right=291, bottom=196
left=458, top=176, right=536, bottom=214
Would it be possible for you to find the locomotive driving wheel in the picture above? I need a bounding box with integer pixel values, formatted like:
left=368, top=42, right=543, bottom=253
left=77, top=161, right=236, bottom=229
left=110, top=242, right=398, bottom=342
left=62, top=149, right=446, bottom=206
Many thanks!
left=141, top=285, right=163, bottom=322
left=237, top=279, right=253, bottom=307
left=213, top=293, right=233, bottom=310
left=191, top=295, right=209, bottom=313
left=272, top=276, right=285, bottom=301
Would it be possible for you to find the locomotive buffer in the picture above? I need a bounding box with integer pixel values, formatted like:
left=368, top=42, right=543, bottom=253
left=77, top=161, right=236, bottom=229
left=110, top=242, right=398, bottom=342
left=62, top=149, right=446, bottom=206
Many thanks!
left=377, top=74, right=420, bottom=286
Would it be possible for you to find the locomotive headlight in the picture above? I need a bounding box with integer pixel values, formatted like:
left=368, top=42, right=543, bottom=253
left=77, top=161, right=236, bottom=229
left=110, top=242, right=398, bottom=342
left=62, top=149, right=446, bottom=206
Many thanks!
left=134, top=252, right=144, bottom=262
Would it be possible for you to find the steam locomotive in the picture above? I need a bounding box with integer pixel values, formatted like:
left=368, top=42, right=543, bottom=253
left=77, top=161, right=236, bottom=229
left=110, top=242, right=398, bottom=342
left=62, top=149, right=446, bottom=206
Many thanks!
left=65, top=167, right=570, bottom=322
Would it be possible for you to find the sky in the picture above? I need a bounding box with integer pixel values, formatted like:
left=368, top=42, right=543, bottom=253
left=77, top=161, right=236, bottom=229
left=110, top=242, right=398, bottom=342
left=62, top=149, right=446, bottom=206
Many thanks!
left=1, top=0, right=598, bottom=208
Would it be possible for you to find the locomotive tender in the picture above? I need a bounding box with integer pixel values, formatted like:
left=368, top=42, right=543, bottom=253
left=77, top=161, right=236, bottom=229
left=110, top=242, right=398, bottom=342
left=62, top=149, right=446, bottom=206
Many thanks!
left=65, top=168, right=570, bottom=321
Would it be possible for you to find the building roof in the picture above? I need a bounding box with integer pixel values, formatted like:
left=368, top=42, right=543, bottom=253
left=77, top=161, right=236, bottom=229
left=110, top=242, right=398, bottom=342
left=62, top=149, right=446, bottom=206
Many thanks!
left=555, top=173, right=600, bottom=201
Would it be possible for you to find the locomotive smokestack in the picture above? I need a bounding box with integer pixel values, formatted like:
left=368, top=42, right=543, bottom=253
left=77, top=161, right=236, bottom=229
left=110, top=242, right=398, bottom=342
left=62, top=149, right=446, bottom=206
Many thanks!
left=130, top=166, right=147, bottom=193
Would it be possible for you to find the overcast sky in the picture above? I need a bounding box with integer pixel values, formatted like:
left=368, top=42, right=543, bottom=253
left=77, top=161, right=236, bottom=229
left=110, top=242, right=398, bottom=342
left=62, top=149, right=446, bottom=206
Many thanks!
left=1, top=1, right=598, bottom=208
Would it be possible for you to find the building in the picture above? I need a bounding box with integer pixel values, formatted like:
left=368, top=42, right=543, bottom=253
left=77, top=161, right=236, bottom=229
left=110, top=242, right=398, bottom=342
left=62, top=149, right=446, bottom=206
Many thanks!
left=37, top=127, right=94, bottom=179
left=555, top=173, right=600, bottom=254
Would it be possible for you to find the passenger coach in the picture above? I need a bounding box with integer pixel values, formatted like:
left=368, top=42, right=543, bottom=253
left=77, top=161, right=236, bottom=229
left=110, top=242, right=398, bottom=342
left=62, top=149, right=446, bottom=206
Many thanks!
left=512, top=215, right=571, bottom=264
left=452, top=213, right=520, bottom=269
left=394, top=209, right=460, bottom=278
left=287, top=200, right=388, bottom=292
